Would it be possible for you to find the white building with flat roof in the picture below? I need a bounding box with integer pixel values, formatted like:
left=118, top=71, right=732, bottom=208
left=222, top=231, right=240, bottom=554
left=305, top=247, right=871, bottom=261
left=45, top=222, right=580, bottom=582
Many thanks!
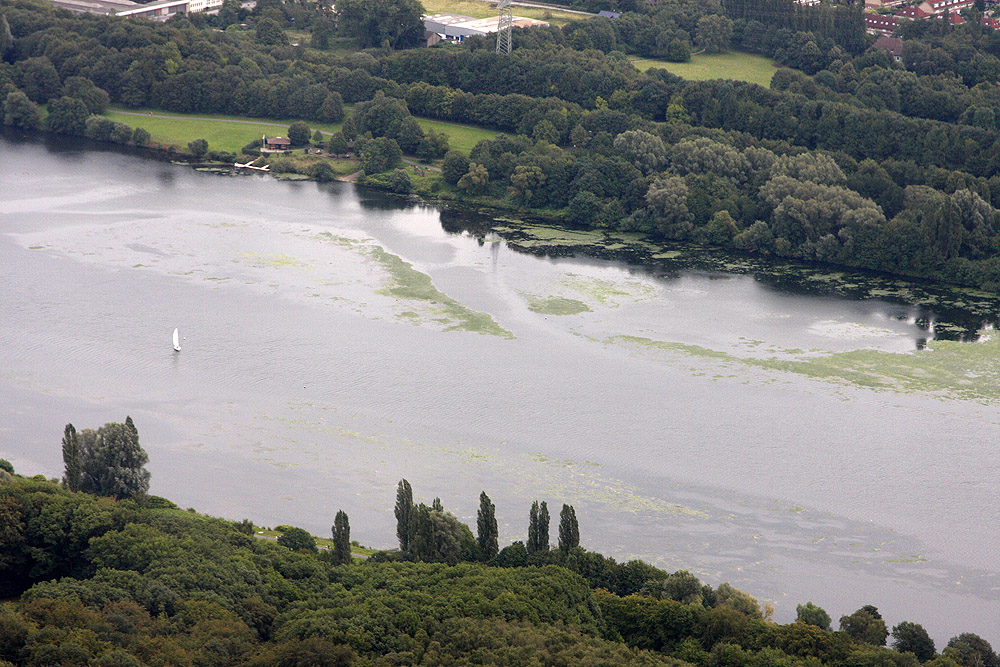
left=423, top=13, right=549, bottom=42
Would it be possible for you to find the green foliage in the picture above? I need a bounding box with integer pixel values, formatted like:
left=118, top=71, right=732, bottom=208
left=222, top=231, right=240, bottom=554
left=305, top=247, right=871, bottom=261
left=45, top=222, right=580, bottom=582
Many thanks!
left=131, top=127, right=151, bottom=147
left=45, top=97, right=89, bottom=136
left=394, top=478, right=413, bottom=552
left=311, top=160, right=336, bottom=182
left=327, top=132, right=349, bottom=155
left=277, top=526, right=316, bottom=553
left=0, top=14, right=13, bottom=57
left=331, top=510, right=351, bottom=565
left=0, top=475, right=990, bottom=667
left=695, top=15, right=733, bottom=54
left=476, top=491, right=498, bottom=561
left=318, top=93, right=345, bottom=124
left=558, top=504, right=579, bottom=552
left=335, top=0, right=424, bottom=49
left=796, top=601, right=831, bottom=631
left=187, top=138, right=209, bottom=157
left=62, top=77, right=109, bottom=115
left=0, top=459, right=12, bottom=474
left=839, top=607, right=888, bottom=646
left=456, top=163, right=489, bottom=195
left=20, top=56, right=60, bottom=104
left=386, top=168, right=412, bottom=194
left=255, top=17, right=287, bottom=46
left=527, top=500, right=549, bottom=555
left=892, top=621, right=936, bottom=662
left=62, top=419, right=150, bottom=499
left=441, top=150, right=470, bottom=186
left=287, top=121, right=310, bottom=146
left=944, top=633, right=999, bottom=667
left=357, top=136, right=401, bottom=174
left=3, top=90, right=41, bottom=130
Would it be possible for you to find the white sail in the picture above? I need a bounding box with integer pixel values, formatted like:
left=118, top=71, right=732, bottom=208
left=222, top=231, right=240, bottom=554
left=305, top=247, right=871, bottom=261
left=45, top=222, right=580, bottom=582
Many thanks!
left=173, top=327, right=181, bottom=351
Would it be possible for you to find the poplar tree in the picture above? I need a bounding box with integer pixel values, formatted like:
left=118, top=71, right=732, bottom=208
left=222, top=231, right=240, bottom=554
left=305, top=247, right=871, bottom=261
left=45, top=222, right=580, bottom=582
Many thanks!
left=528, top=500, right=550, bottom=554
left=527, top=500, right=539, bottom=554
left=538, top=501, right=549, bottom=552
left=395, top=479, right=413, bottom=552
left=558, top=503, right=579, bottom=552
left=332, top=510, right=351, bottom=565
left=61, top=423, right=82, bottom=491
left=477, top=491, right=498, bottom=561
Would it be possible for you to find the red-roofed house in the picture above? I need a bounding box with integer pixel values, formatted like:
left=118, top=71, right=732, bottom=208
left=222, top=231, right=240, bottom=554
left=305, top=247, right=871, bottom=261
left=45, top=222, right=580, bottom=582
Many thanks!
left=872, top=35, right=904, bottom=61
left=264, top=136, right=291, bottom=151
left=917, top=0, right=974, bottom=14
left=865, top=13, right=899, bottom=33
left=982, top=16, right=1000, bottom=29
left=895, top=5, right=930, bottom=18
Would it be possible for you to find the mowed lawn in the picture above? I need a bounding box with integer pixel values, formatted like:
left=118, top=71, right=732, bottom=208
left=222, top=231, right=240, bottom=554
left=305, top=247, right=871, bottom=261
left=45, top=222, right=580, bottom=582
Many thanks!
left=630, top=51, right=780, bottom=88
left=105, top=107, right=498, bottom=154
left=420, top=0, right=586, bottom=26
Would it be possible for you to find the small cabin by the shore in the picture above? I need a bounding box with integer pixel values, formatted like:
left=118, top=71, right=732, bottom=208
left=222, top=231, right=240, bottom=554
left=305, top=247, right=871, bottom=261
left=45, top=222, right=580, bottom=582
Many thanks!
left=264, top=136, right=291, bottom=151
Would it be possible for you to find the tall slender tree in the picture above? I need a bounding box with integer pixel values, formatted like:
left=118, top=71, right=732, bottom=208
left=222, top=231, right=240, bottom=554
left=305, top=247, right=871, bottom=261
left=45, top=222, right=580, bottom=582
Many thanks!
left=558, top=503, right=579, bottom=552
left=477, top=491, right=498, bottom=561
left=395, top=479, right=413, bottom=552
left=332, top=510, right=351, bottom=565
left=61, top=423, right=81, bottom=491
left=538, top=501, right=549, bottom=552
left=527, top=500, right=539, bottom=554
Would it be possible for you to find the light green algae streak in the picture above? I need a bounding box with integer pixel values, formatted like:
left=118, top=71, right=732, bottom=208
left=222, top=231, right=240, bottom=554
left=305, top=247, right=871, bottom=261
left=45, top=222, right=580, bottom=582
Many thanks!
left=612, top=333, right=1000, bottom=402
left=317, top=232, right=512, bottom=338
left=526, top=296, right=591, bottom=315
left=367, top=246, right=513, bottom=338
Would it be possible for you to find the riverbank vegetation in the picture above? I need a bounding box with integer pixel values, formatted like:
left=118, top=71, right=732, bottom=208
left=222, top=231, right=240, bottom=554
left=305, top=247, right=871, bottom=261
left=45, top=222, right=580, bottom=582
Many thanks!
left=1, top=440, right=998, bottom=667
left=3, top=0, right=1000, bottom=294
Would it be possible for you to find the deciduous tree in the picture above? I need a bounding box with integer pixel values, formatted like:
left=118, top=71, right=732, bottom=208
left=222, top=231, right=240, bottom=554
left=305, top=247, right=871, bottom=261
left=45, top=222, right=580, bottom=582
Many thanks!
left=795, top=601, right=831, bottom=631
left=2, top=91, right=41, bottom=130
left=288, top=121, right=311, bottom=146
left=892, top=621, right=936, bottom=662
left=335, top=0, right=424, bottom=49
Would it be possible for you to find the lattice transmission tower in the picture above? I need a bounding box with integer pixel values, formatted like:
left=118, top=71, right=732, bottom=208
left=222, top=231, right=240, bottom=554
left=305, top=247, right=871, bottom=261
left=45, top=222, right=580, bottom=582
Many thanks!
left=496, top=0, right=513, bottom=54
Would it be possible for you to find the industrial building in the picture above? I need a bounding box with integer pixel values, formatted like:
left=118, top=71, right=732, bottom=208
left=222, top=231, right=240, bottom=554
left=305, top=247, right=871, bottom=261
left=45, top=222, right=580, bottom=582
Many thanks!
left=423, top=13, right=549, bottom=43
left=50, top=0, right=222, bottom=19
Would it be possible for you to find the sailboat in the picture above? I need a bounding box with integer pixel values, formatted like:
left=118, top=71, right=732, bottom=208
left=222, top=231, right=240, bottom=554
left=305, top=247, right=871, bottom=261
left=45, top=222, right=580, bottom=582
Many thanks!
left=173, top=328, right=181, bottom=352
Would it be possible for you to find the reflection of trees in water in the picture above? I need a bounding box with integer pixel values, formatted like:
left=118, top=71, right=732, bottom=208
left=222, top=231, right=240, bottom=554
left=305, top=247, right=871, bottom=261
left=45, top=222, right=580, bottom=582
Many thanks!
left=436, top=207, right=1000, bottom=341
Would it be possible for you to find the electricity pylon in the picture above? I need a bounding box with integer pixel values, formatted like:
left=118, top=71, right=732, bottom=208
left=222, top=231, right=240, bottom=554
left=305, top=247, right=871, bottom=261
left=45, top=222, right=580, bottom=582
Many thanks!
left=496, top=0, right=513, bottom=54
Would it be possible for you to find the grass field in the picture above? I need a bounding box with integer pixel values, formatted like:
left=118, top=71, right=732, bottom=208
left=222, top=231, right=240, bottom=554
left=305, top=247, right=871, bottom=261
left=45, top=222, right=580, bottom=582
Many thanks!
left=105, top=107, right=498, bottom=155
left=420, top=0, right=586, bottom=26
left=629, top=51, right=780, bottom=88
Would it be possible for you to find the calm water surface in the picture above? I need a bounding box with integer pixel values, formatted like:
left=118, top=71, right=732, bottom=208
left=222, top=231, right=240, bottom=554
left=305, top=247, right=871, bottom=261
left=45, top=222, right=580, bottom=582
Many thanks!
left=2, top=135, right=998, bottom=644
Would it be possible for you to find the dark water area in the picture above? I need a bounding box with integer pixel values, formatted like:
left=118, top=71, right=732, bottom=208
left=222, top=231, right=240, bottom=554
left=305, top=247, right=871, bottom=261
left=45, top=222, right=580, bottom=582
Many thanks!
left=2, top=133, right=999, bottom=645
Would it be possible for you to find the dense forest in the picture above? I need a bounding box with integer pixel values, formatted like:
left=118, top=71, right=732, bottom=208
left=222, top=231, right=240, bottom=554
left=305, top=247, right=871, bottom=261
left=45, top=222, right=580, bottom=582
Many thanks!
left=3, top=0, right=1000, bottom=291
left=1, top=432, right=998, bottom=667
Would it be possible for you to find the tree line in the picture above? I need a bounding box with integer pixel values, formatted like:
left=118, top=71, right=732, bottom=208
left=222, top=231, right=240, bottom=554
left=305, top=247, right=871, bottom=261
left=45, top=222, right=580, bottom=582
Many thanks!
left=1, top=442, right=997, bottom=666
left=3, top=0, right=1000, bottom=292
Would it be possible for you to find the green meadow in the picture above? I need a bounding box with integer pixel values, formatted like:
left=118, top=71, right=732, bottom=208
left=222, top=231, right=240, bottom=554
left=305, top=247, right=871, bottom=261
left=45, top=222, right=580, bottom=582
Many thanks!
left=630, top=51, right=780, bottom=88
left=105, top=107, right=498, bottom=155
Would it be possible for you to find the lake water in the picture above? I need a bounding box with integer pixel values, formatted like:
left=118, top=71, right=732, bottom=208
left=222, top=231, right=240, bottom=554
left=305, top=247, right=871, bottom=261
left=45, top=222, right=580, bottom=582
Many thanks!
left=2, top=133, right=998, bottom=645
